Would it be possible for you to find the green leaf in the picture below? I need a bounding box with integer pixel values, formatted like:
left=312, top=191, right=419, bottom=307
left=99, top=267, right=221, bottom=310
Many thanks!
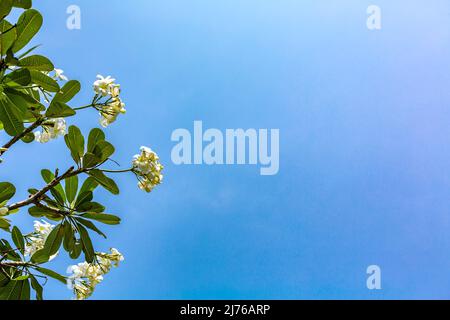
left=0, top=182, right=15, bottom=203
left=11, top=226, right=24, bottom=253
left=45, top=101, right=75, bottom=118
left=88, top=170, right=119, bottom=195
left=30, top=249, right=48, bottom=264
left=35, top=267, right=66, bottom=284
left=65, top=175, right=78, bottom=204
left=74, top=191, right=93, bottom=209
left=53, top=80, right=80, bottom=103
left=29, top=70, right=60, bottom=92
left=3, top=69, right=31, bottom=86
left=81, top=213, right=121, bottom=225
left=12, top=0, right=32, bottom=9
left=75, top=217, right=106, bottom=239
left=62, top=221, right=74, bottom=252
left=12, top=9, right=42, bottom=53
left=93, top=141, right=115, bottom=162
left=0, top=0, right=13, bottom=19
left=41, top=169, right=66, bottom=205
left=64, top=125, right=84, bottom=164
left=5, top=90, right=30, bottom=120
left=82, top=152, right=101, bottom=168
left=69, top=241, right=82, bottom=259
left=77, top=201, right=105, bottom=213
left=21, top=131, right=34, bottom=143
left=77, top=223, right=95, bottom=263
left=0, top=94, right=23, bottom=136
left=19, top=55, right=54, bottom=71
left=87, top=128, right=105, bottom=153
left=0, top=279, right=30, bottom=300
left=0, top=20, right=16, bottom=56
left=78, top=177, right=98, bottom=195
left=28, top=205, right=59, bottom=219
left=42, top=223, right=63, bottom=257
left=0, top=217, right=11, bottom=231
left=29, top=275, right=43, bottom=300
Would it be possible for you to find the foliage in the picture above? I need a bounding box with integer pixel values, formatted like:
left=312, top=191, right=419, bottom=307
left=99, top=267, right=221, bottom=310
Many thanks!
left=0, top=1, right=163, bottom=300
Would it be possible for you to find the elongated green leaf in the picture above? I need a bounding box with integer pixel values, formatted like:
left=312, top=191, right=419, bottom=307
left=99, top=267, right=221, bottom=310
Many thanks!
left=65, top=175, right=78, bottom=204
left=75, top=217, right=106, bottom=239
left=93, top=141, right=115, bottom=162
left=30, top=249, right=48, bottom=264
left=3, top=68, right=31, bottom=86
left=82, top=152, right=101, bottom=168
left=62, top=222, right=74, bottom=252
left=77, top=223, right=94, bottom=263
left=53, top=80, right=80, bottom=103
left=11, top=226, right=24, bottom=253
left=29, top=70, right=59, bottom=92
left=45, top=101, right=75, bottom=118
left=77, top=202, right=105, bottom=213
left=19, top=54, right=53, bottom=71
left=87, top=128, right=105, bottom=153
left=88, top=170, right=119, bottom=195
left=81, top=213, right=121, bottom=225
left=43, top=223, right=62, bottom=257
left=0, top=0, right=13, bottom=19
left=64, top=125, right=84, bottom=164
left=78, top=177, right=98, bottom=195
left=41, top=169, right=66, bottom=205
left=0, top=279, right=30, bottom=300
left=12, top=0, right=32, bottom=9
left=29, top=275, right=43, bottom=300
left=69, top=242, right=82, bottom=259
left=0, top=182, right=15, bottom=202
left=35, top=267, right=66, bottom=284
left=12, top=9, right=42, bottom=53
left=0, top=20, right=16, bottom=56
left=74, top=191, right=93, bottom=209
left=0, top=217, right=11, bottom=231
left=0, top=94, right=24, bottom=136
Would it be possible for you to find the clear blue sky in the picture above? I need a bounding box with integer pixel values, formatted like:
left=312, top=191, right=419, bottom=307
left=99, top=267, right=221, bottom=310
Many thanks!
left=2, top=0, right=450, bottom=299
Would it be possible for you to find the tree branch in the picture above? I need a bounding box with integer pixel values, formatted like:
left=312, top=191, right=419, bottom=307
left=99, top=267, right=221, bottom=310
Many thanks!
left=7, top=166, right=87, bottom=212
left=0, top=119, right=45, bottom=157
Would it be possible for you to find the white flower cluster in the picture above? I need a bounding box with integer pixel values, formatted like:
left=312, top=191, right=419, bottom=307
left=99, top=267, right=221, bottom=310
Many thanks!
left=24, top=220, right=56, bottom=258
left=67, top=248, right=124, bottom=300
left=34, top=118, right=67, bottom=143
left=93, top=75, right=126, bottom=128
left=132, top=146, right=164, bottom=193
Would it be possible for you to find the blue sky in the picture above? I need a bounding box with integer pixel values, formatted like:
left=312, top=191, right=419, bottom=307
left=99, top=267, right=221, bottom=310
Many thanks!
left=2, top=0, right=450, bottom=299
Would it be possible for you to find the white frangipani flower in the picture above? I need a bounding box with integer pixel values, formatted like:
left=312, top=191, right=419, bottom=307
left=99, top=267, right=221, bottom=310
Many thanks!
left=34, top=118, right=67, bottom=143
left=67, top=248, right=124, bottom=300
left=92, top=75, right=126, bottom=127
left=132, top=146, right=164, bottom=193
left=93, top=75, right=116, bottom=96
left=24, top=220, right=57, bottom=258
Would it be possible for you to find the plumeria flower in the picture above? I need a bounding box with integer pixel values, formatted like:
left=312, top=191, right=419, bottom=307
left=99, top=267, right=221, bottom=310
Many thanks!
left=53, top=68, right=68, bottom=81
left=24, top=220, right=57, bottom=258
left=99, top=97, right=126, bottom=128
left=34, top=118, right=67, bottom=143
left=93, top=75, right=116, bottom=96
left=67, top=248, right=124, bottom=300
left=132, top=146, right=164, bottom=193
